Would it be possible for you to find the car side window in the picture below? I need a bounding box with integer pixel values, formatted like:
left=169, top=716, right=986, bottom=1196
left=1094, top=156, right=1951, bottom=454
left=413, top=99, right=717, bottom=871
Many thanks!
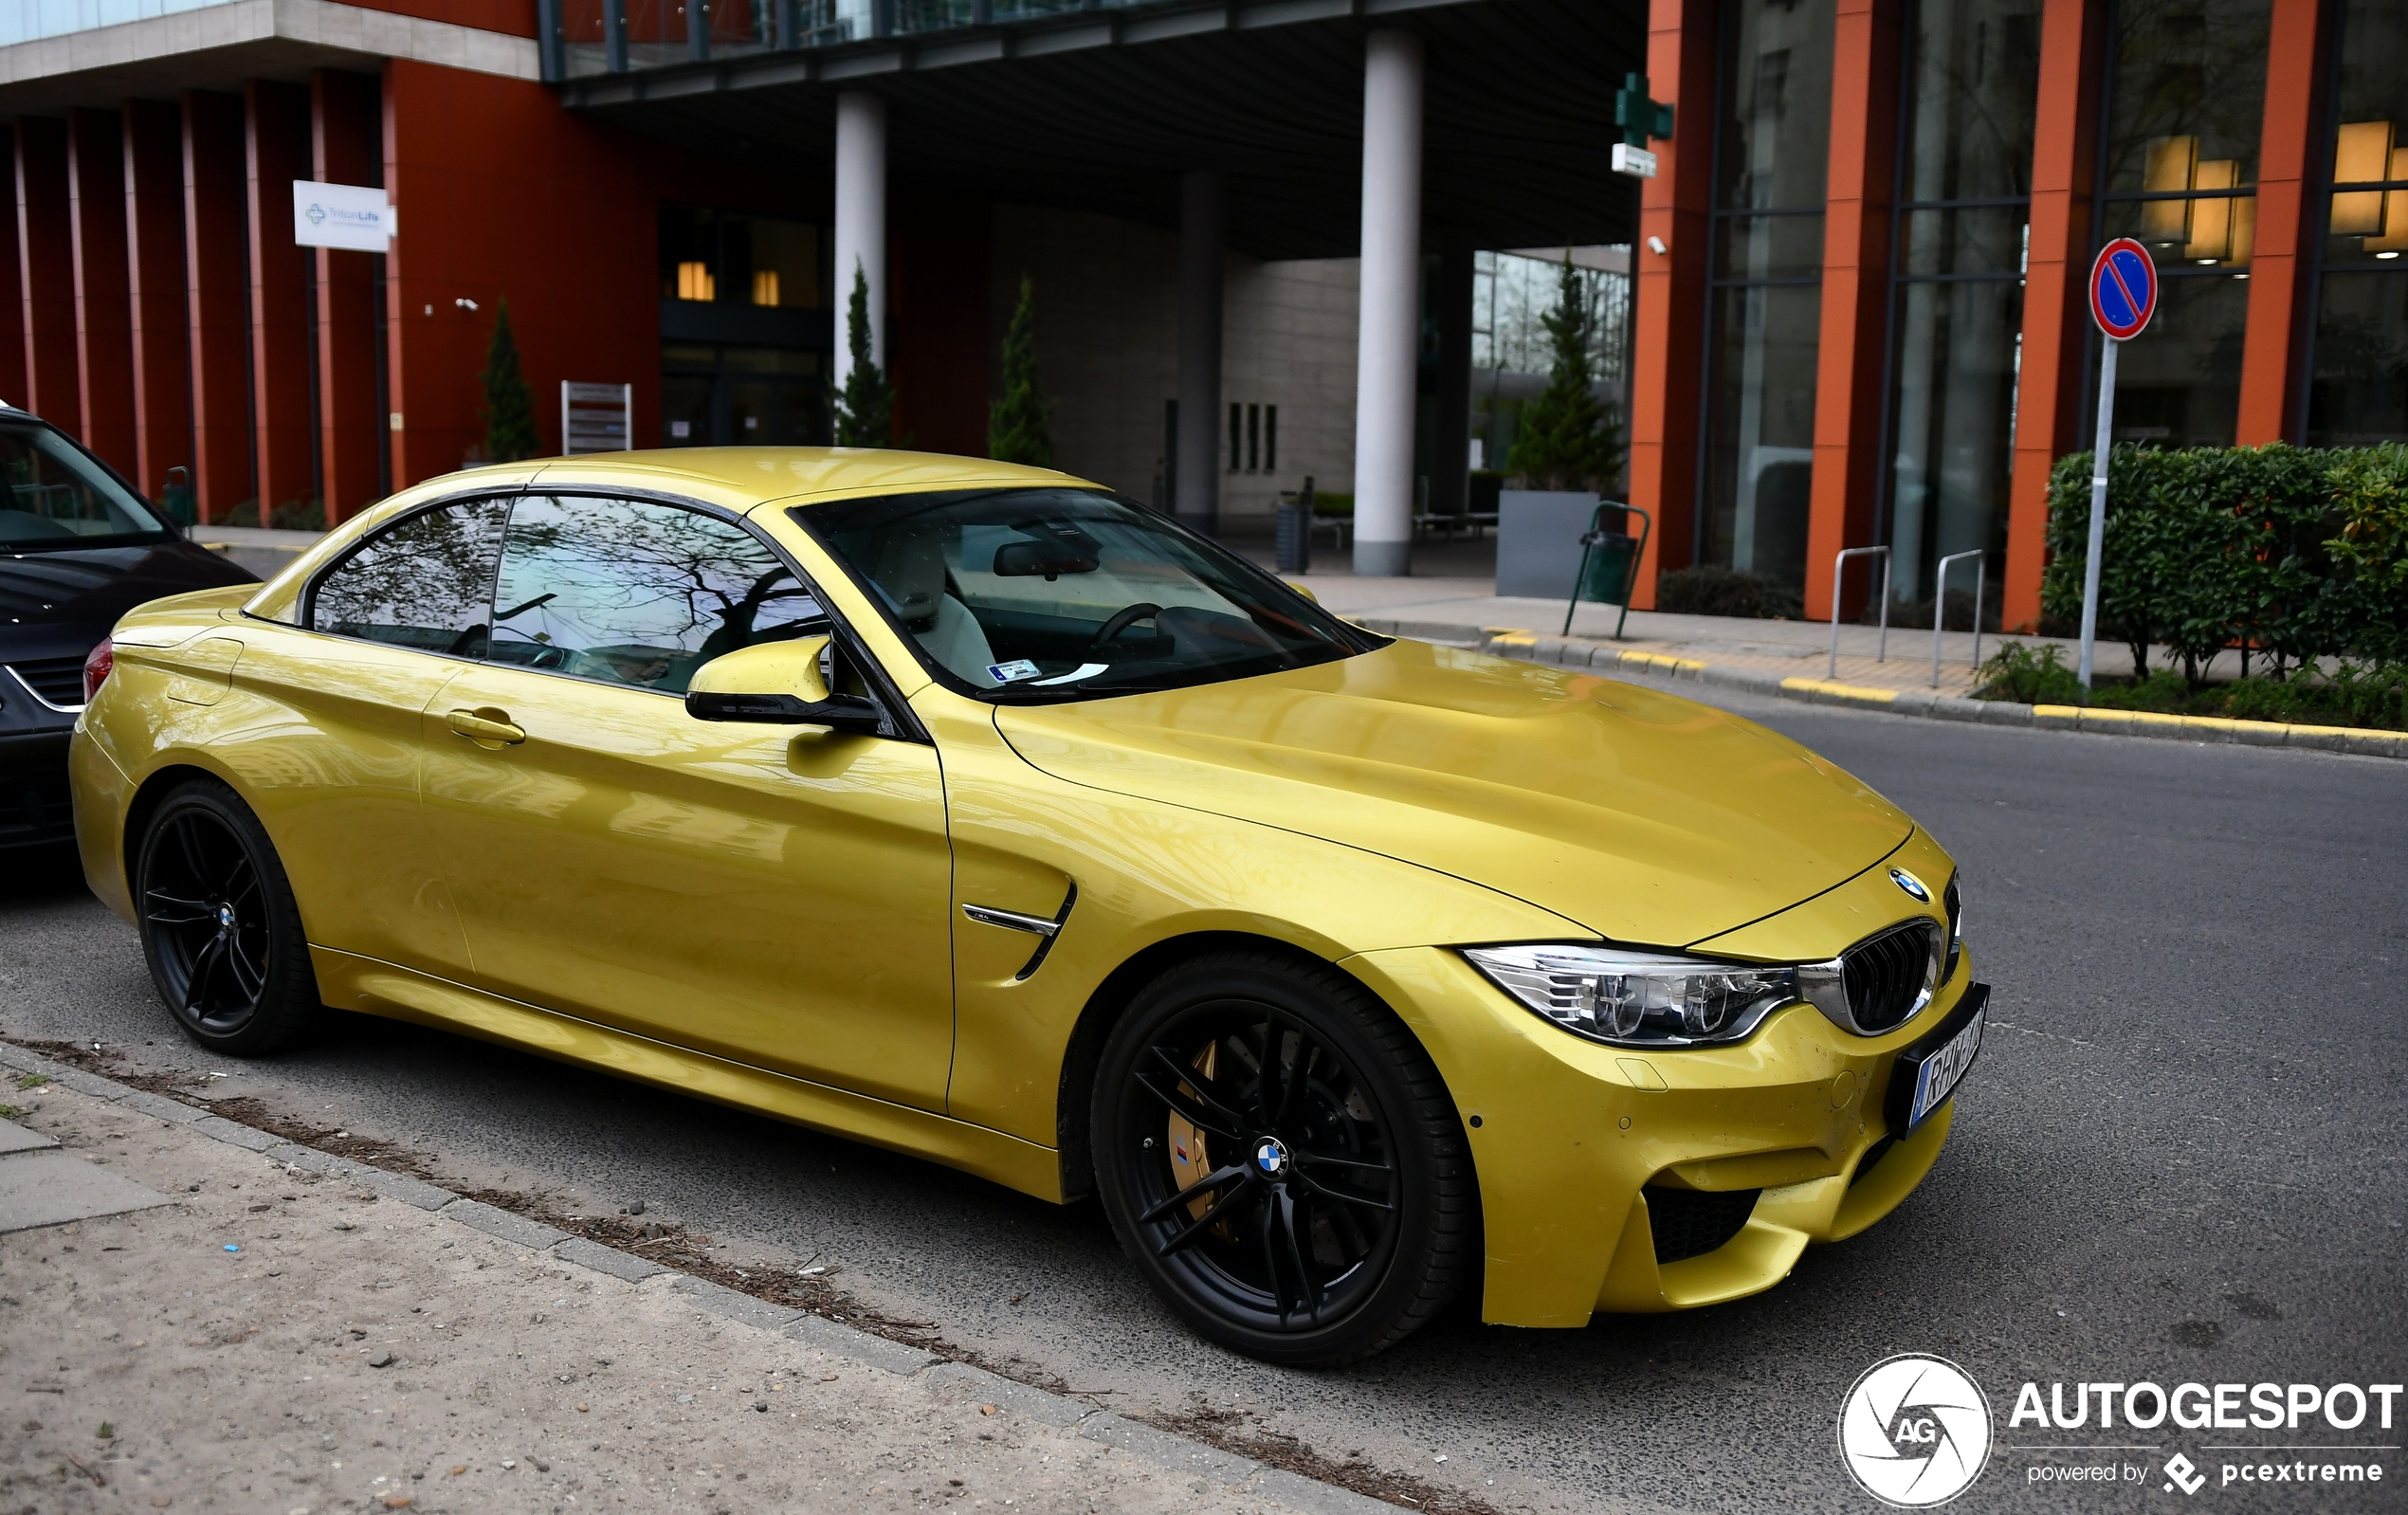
left=310, top=498, right=510, bottom=653
left=486, top=495, right=826, bottom=694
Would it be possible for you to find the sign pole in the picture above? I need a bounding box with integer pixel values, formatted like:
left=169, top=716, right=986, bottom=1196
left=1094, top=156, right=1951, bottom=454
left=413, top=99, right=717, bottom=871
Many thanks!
left=2079, top=236, right=2156, bottom=691
left=2078, top=336, right=2118, bottom=689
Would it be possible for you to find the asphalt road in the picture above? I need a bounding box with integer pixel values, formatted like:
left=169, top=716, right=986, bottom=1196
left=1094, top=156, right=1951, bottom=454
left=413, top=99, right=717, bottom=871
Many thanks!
left=4, top=687, right=2402, bottom=1514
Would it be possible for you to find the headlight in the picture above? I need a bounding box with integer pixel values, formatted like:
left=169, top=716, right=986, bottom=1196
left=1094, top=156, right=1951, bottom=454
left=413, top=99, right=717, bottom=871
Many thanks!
left=1461, top=943, right=1846, bottom=1048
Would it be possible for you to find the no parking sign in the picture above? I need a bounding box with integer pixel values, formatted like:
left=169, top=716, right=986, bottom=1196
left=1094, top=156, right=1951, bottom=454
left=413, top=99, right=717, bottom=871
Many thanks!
left=2075, top=238, right=2160, bottom=687
left=2089, top=238, right=2159, bottom=339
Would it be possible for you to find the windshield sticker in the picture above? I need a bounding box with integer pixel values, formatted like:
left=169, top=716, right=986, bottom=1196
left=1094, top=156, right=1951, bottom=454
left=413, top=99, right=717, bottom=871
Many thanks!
left=986, top=660, right=1041, bottom=684
left=1031, top=662, right=1111, bottom=686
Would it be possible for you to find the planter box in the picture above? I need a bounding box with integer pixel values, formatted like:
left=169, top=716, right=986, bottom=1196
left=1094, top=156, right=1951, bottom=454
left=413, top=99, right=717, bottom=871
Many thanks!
left=1496, top=490, right=1601, bottom=598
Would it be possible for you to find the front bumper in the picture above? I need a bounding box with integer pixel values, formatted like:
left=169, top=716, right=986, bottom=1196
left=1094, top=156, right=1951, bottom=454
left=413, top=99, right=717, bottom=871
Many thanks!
left=1345, top=936, right=1976, bottom=1328
left=0, top=728, right=75, bottom=850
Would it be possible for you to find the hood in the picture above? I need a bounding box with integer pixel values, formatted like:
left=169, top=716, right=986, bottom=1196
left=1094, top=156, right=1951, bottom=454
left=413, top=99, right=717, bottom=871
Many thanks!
left=994, top=640, right=1913, bottom=949
left=0, top=540, right=255, bottom=664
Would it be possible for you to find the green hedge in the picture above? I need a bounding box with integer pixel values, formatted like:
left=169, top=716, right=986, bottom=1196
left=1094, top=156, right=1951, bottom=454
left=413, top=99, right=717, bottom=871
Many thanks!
left=1979, top=642, right=2408, bottom=730
left=2042, top=442, right=2408, bottom=684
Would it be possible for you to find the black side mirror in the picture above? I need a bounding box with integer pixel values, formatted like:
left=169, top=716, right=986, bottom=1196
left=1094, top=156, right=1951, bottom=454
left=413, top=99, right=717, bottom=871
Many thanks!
left=993, top=539, right=1100, bottom=579
left=686, top=688, right=885, bottom=734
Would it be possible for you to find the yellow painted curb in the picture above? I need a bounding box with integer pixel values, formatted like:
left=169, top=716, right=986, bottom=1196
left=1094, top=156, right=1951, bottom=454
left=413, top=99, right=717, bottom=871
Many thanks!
left=1779, top=677, right=1899, bottom=704
left=1617, top=650, right=1706, bottom=674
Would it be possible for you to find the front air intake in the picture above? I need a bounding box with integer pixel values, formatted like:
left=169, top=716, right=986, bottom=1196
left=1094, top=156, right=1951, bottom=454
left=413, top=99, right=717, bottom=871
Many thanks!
left=1645, top=1185, right=1760, bottom=1264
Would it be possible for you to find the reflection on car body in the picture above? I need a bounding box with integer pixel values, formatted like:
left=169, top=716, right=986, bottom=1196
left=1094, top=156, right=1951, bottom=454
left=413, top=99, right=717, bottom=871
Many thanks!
left=70, top=447, right=1985, bottom=1366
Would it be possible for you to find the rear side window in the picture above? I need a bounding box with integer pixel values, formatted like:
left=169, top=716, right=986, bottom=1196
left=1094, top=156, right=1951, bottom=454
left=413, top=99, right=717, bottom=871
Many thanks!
left=484, top=496, right=825, bottom=694
left=0, top=422, right=170, bottom=548
left=310, top=499, right=509, bottom=653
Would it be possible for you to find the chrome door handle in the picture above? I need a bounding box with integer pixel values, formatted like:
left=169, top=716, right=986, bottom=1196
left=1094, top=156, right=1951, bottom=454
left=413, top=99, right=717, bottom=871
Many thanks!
left=446, top=708, right=525, bottom=745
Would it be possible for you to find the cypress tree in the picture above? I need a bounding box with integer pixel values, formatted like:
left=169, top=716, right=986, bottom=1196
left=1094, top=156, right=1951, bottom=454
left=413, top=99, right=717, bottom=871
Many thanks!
left=831, top=261, right=895, bottom=447
left=1506, top=256, right=1626, bottom=492
left=480, top=297, right=539, bottom=463
left=988, top=275, right=1054, bottom=467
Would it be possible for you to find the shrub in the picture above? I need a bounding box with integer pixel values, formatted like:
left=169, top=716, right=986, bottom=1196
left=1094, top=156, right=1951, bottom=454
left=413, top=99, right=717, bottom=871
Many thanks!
left=1973, top=641, right=2407, bottom=730
left=1974, top=642, right=2085, bottom=704
left=1654, top=565, right=1802, bottom=620
left=2040, top=441, right=2402, bottom=685
left=479, top=298, right=538, bottom=464
left=1505, top=256, right=1626, bottom=491
left=988, top=275, right=1053, bottom=467
left=831, top=262, right=894, bottom=448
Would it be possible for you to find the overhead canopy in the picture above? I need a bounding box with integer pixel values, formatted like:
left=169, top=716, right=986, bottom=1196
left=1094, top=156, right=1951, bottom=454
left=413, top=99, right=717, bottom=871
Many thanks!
left=563, top=0, right=1649, bottom=262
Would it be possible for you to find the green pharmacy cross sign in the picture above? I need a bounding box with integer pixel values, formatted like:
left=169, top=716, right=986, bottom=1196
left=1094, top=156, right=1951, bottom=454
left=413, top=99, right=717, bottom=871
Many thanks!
left=1614, top=74, right=1674, bottom=179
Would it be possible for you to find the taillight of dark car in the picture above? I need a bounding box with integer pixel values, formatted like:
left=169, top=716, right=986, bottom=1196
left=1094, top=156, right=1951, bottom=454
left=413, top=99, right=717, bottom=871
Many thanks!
left=82, top=639, right=114, bottom=704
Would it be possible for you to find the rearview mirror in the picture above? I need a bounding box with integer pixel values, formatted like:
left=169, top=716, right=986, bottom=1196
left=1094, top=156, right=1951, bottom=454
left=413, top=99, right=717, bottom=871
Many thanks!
left=685, top=635, right=883, bottom=734
left=992, top=539, right=1099, bottom=579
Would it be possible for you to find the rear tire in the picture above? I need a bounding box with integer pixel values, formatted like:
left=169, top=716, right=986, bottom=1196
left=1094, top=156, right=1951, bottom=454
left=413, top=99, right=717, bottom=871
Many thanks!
left=1090, top=949, right=1475, bottom=1365
left=134, top=777, right=319, bottom=1055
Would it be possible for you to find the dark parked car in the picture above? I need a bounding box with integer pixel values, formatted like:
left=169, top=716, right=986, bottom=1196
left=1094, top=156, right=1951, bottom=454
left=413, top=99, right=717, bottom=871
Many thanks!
left=1, top=405, right=256, bottom=850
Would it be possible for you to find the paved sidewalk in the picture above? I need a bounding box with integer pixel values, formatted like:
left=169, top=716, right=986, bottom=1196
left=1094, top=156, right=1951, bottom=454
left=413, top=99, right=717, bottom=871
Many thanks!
left=0, top=1068, right=1393, bottom=1515
left=186, top=525, right=323, bottom=584
left=1281, top=572, right=2168, bottom=700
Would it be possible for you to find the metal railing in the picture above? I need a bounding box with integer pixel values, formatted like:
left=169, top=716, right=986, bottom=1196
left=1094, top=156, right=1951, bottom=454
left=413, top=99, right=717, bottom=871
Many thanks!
left=1827, top=545, right=1890, bottom=682
left=543, top=0, right=1174, bottom=80
left=1930, top=548, right=1984, bottom=688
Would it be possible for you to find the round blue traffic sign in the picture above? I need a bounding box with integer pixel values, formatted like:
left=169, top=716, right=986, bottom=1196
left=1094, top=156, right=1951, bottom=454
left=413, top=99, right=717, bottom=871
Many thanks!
left=2089, top=238, right=2158, bottom=340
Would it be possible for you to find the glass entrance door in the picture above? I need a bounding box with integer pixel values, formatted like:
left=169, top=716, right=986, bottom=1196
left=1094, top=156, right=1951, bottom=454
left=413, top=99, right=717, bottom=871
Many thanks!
left=660, top=343, right=829, bottom=447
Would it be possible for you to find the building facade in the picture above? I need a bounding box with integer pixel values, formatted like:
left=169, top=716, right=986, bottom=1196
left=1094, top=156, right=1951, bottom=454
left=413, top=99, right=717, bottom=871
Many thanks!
left=1629, top=0, right=2408, bottom=630
left=1, top=0, right=2401, bottom=634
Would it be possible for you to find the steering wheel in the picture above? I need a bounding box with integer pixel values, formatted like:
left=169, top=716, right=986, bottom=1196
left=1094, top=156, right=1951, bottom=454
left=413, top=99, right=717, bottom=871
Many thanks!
left=1085, top=602, right=1163, bottom=655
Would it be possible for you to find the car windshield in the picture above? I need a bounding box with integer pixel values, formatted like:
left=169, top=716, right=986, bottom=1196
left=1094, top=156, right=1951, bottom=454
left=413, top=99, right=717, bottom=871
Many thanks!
left=799, top=487, right=1378, bottom=702
left=0, top=420, right=171, bottom=549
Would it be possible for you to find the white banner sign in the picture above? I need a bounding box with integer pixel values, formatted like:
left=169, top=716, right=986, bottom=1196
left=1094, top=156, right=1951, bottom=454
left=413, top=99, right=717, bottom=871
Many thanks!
left=292, top=180, right=395, bottom=251
left=1611, top=143, right=1659, bottom=179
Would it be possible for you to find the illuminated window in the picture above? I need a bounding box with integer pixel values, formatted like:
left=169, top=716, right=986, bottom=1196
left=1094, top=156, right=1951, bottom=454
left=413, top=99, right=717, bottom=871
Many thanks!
left=677, top=261, right=716, bottom=301
left=753, top=268, right=780, bottom=306
left=2306, top=0, right=2408, bottom=444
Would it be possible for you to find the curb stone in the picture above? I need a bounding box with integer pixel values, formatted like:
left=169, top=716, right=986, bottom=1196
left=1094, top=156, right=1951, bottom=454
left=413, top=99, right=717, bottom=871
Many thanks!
left=0, top=1034, right=1417, bottom=1510
left=784, top=1309, right=942, bottom=1375
left=1480, top=632, right=2407, bottom=758
left=920, top=1360, right=1097, bottom=1429
left=665, top=1270, right=806, bottom=1331
left=1079, top=1412, right=1263, bottom=1485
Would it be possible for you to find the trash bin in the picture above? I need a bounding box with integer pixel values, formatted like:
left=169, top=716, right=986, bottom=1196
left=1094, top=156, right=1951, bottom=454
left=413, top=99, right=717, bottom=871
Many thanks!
left=160, top=465, right=196, bottom=530
left=1275, top=477, right=1315, bottom=575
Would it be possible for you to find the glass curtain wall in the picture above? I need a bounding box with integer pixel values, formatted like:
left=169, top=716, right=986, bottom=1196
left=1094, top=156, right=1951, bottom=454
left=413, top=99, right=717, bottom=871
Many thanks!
left=1702, top=0, right=1835, bottom=587
left=2306, top=0, right=2408, bottom=443
left=1882, top=0, right=2042, bottom=627
left=2093, top=0, right=2273, bottom=447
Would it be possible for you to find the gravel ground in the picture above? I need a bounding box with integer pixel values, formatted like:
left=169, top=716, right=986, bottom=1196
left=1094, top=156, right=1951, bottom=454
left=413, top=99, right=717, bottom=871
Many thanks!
left=0, top=1080, right=1351, bottom=1515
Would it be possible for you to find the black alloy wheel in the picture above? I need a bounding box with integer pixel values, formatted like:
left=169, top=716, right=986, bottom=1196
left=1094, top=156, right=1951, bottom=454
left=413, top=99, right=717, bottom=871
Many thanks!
left=136, top=779, right=319, bottom=1055
left=1092, top=950, right=1476, bottom=1365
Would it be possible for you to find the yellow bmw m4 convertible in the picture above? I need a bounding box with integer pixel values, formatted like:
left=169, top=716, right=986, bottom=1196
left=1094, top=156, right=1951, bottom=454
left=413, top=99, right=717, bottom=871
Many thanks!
left=69, top=449, right=1985, bottom=1364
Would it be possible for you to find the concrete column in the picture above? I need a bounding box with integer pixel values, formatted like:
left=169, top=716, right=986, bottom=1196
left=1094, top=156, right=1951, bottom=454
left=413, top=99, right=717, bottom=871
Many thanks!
left=247, top=79, right=315, bottom=517
left=1999, top=0, right=2105, bottom=632
left=68, top=108, right=137, bottom=475
left=184, top=91, right=253, bottom=523
left=313, top=68, right=383, bottom=522
left=125, top=99, right=193, bottom=502
left=833, top=90, right=886, bottom=388
left=1351, top=28, right=1424, bottom=576
left=1176, top=168, right=1224, bottom=534
left=16, top=117, right=82, bottom=436
left=1628, top=0, right=1718, bottom=606
left=2234, top=0, right=2332, bottom=443
left=1802, top=0, right=1904, bottom=626
left=0, top=128, right=21, bottom=406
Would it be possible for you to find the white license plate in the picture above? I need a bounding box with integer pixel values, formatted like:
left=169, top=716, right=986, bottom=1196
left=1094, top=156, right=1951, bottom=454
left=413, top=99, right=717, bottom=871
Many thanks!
left=1904, top=1001, right=1984, bottom=1132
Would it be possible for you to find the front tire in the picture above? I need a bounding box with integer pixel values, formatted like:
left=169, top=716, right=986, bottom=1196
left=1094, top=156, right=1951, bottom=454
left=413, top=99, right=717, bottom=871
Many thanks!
left=1091, top=950, right=1475, bottom=1365
left=135, top=777, right=319, bottom=1055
